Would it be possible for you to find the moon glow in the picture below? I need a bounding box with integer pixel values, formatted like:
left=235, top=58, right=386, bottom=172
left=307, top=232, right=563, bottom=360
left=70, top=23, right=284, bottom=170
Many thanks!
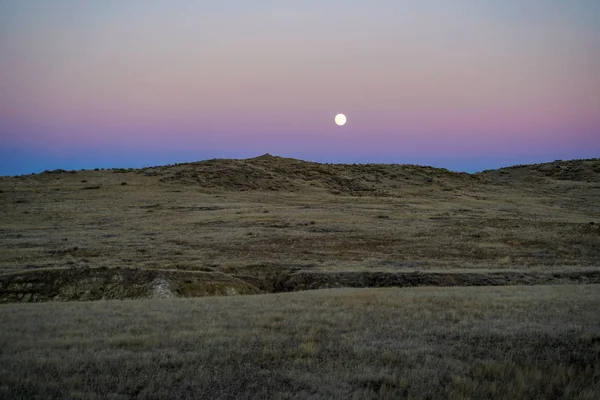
left=334, top=113, right=347, bottom=126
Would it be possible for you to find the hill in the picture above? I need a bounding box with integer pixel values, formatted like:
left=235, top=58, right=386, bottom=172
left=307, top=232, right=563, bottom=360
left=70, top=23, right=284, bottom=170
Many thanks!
left=146, top=153, right=480, bottom=196
left=480, top=158, right=600, bottom=183
left=1, top=156, right=599, bottom=302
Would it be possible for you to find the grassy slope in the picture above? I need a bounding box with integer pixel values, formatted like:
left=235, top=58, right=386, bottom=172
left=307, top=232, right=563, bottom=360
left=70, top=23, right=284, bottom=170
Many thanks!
left=1, top=157, right=599, bottom=398
left=1, top=156, right=599, bottom=301
left=1, top=285, right=599, bottom=399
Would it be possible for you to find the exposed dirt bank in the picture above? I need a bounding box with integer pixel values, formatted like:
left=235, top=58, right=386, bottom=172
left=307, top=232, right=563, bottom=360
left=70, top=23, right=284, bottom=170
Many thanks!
left=0, top=267, right=259, bottom=303
left=1, top=266, right=599, bottom=303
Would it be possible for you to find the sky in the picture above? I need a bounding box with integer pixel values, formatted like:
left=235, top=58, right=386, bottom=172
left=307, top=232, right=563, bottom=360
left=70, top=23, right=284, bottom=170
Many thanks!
left=1, top=0, right=599, bottom=175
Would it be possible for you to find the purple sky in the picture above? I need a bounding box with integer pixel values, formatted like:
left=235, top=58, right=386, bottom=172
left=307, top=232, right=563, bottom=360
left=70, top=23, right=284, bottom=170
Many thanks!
left=1, top=1, right=599, bottom=175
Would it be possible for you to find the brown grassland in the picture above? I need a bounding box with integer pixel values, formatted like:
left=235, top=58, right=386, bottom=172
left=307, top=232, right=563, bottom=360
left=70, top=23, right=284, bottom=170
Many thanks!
left=1, top=155, right=599, bottom=398
left=1, top=155, right=599, bottom=300
left=0, top=285, right=599, bottom=399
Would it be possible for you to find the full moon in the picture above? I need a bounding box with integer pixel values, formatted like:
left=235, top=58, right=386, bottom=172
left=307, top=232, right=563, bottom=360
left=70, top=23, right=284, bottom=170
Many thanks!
left=334, top=113, right=347, bottom=126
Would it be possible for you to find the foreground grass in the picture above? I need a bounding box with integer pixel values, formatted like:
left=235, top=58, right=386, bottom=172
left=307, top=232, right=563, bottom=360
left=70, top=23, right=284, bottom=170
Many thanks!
left=1, top=285, right=599, bottom=399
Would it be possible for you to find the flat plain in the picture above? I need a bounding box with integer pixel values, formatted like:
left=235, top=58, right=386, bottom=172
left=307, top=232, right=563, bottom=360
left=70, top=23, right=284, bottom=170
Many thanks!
left=1, top=285, right=599, bottom=399
left=1, top=155, right=599, bottom=398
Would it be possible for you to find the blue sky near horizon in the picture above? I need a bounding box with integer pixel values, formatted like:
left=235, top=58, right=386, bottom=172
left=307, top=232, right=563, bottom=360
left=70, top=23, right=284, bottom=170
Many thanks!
left=2, top=143, right=597, bottom=176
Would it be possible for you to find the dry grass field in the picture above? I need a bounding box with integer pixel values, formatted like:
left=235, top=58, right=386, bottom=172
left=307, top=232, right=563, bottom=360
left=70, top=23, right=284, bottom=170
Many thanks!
left=1, top=285, right=599, bottom=399
left=1, top=155, right=599, bottom=300
left=1, top=155, right=600, bottom=398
